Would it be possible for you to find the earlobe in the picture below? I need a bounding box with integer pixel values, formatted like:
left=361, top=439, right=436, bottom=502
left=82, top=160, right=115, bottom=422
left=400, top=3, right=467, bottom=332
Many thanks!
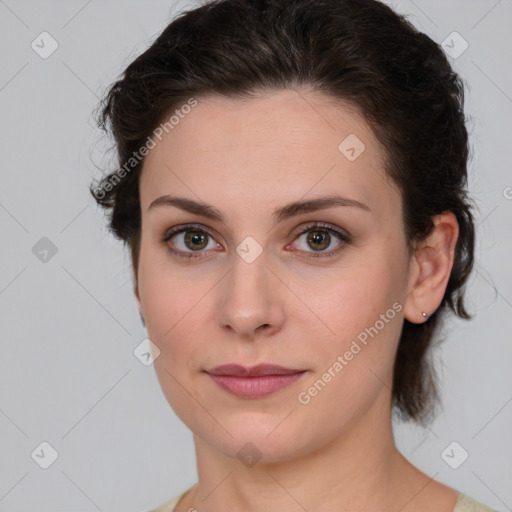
left=403, top=211, right=459, bottom=324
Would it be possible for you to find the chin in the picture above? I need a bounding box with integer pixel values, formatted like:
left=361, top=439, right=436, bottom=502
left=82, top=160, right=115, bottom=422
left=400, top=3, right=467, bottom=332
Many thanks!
left=189, top=407, right=333, bottom=465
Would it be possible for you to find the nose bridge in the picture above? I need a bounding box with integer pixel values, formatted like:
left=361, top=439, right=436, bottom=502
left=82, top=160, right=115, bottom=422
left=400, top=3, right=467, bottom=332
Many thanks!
left=217, top=244, right=283, bottom=336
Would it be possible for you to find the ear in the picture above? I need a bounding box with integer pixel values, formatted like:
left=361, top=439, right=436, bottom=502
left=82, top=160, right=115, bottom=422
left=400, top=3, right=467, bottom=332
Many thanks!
left=403, top=211, right=459, bottom=324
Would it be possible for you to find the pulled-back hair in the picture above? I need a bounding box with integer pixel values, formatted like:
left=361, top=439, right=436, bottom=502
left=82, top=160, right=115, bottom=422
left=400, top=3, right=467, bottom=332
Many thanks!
left=90, top=0, right=475, bottom=425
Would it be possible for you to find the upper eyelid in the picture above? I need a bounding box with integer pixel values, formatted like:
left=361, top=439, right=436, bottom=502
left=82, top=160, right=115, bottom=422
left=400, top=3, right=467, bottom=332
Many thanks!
left=294, top=222, right=348, bottom=238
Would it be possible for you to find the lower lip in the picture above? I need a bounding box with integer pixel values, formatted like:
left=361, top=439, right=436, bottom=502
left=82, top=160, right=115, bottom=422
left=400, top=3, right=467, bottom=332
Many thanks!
left=208, top=373, right=306, bottom=398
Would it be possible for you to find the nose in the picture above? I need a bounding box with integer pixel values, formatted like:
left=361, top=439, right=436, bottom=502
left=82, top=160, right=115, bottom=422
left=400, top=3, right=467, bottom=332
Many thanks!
left=216, top=249, right=286, bottom=339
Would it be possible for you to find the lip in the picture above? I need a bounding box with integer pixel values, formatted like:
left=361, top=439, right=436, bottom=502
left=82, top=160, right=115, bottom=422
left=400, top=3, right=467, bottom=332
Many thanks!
left=206, top=364, right=306, bottom=398
left=208, top=364, right=304, bottom=377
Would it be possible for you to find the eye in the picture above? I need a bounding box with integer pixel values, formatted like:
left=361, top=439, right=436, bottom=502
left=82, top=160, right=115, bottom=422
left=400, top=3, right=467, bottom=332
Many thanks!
left=289, top=222, right=350, bottom=259
left=161, top=221, right=350, bottom=261
left=161, top=223, right=221, bottom=259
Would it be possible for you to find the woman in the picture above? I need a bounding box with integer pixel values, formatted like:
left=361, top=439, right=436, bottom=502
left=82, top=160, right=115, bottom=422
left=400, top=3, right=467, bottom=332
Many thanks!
left=91, top=0, right=498, bottom=511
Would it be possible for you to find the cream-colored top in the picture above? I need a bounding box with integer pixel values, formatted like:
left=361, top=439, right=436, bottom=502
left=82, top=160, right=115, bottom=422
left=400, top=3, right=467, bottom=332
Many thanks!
left=147, top=488, right=499, bottom=512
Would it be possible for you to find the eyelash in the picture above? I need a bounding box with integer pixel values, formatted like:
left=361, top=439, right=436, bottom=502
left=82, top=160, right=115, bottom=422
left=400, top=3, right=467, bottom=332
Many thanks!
left=161, top=222, right=351, bottom=261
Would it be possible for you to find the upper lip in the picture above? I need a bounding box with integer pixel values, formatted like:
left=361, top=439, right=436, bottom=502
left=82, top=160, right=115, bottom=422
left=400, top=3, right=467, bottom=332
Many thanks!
left=206, top=364, right=305, bottom=377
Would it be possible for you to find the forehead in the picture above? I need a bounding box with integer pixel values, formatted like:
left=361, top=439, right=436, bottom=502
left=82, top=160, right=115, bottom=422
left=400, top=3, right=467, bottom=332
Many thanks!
left=140, top=88, right=399, bottom=220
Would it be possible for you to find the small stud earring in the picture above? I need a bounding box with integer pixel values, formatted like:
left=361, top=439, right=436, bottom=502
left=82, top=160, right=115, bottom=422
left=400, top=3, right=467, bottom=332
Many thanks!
left=422, top=312, right=428, bottom=319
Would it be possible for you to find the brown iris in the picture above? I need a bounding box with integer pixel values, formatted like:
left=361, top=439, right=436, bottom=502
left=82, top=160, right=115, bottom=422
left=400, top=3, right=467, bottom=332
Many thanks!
left=184, top=230, right=208, bottom=250
left=307, top=230, right=331, bottom=251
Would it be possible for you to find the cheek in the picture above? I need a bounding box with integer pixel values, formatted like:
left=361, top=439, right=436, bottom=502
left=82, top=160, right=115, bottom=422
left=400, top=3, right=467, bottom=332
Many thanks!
left=138, top=259, right=214, bottom=421
left=303, top=253, right=405, bottom=342
left=293, top=274, right=404, bottom=436
left=137, top=257, right=223, bottom=413
left=295, top=247, right=407, bottom=410
left=137, top=242, right=209, bottom=339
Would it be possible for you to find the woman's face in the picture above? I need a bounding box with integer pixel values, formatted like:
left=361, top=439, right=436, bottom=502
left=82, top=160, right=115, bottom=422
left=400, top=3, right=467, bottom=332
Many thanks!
left=136, top=88, right=415, bottom=461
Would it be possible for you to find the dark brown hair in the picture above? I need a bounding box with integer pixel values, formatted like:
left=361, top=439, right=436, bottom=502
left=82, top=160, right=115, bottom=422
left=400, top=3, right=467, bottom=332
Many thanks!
left=90, top=0, right=475, bottom=425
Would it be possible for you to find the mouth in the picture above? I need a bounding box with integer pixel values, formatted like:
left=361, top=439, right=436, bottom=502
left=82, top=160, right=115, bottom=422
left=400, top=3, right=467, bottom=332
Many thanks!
left=205, top=364, right=307, bottom=398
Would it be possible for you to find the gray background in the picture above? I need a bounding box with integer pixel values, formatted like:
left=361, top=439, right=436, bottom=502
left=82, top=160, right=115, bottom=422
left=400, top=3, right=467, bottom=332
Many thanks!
left=0, top=0, right=511, bottom=511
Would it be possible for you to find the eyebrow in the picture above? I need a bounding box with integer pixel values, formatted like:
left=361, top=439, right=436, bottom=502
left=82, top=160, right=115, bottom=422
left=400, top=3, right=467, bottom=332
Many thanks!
left=147, top=194, right=371, bottom=225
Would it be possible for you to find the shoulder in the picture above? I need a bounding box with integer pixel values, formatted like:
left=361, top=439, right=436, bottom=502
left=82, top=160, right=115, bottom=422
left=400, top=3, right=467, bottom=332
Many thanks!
left=453, top=490, right=500, bottom=512
left=144, top=487, right=191, bottom=512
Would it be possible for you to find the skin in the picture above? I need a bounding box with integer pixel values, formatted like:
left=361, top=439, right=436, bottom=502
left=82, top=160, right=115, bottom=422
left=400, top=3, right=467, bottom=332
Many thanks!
left=134, top=88, right=460, bottom=512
